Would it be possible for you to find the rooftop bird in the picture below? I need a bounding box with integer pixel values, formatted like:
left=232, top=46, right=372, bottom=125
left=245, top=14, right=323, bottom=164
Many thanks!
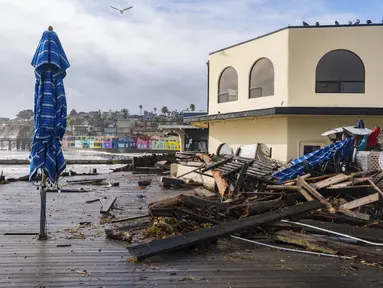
left=366, top=20, right=372, bottom=24
left=315, top=21, right=320, bottom=26
left=335, top=20, right=339, bottom=25
left=110, top=5, right=133, bottom=14
left=348, top=20, right=352, bottom=25
left=302, top=21, right=309, bottom=27
left=355, top=19, right=360, bottom=25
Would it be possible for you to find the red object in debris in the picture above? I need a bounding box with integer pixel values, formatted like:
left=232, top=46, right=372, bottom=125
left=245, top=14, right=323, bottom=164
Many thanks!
left=367, top=126, right=381, bottom=150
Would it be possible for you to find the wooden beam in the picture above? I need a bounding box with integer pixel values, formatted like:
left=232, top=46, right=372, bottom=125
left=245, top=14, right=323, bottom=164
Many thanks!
left=339, top=209, right=370, bottom=221
left=234, top=161, right=251, bottom=193
left=128, top=201, right=324, bottom=261
left=313, top=174, right=351, bottom=190
left=265, top=185, right=299, bottom=191
left=368, top=179, right=383, bottom=197
left=99, top=196, right=117, bottom=214
left=297, top=176, right=327, bottom=203
left=275, top=230, right=383, bottom=263
left=340, top=193, right=380, bottom=210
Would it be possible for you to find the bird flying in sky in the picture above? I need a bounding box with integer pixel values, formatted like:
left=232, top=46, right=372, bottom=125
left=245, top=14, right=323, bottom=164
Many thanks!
left=110, top=5, right=133, bottom=14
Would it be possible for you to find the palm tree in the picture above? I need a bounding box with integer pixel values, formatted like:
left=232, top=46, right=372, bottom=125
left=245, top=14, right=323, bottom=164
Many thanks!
left=161, top=106, right=169, bottom=115
left=154, top=107, right=157, bottom=114
left=189, top=104, right=196, bottom=111
left=139, top=105, right=143, bottom=115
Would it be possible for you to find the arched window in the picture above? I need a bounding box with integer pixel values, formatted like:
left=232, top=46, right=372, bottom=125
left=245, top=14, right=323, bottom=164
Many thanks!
left=249, top=58, right=274, bottom=98
left=218, top=67, right=238, bottom=103
left=316, top=49, right=365, bottom=93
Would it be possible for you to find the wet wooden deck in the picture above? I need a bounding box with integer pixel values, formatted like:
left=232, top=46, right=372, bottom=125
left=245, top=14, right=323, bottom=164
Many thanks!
left=0, top=173, right=382, bottom=287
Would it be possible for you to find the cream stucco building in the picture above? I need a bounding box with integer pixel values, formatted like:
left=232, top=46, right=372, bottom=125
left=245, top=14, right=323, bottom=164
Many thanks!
left=185, top=24, right=383, bottom=162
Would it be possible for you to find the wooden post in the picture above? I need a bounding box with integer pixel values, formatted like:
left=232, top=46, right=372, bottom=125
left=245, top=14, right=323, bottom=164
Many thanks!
left=39, top=172, right=47, bottom=240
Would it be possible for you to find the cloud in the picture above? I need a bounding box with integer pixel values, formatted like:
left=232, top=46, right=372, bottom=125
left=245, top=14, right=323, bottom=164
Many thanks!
left=0, top=0, right=358, bottom=118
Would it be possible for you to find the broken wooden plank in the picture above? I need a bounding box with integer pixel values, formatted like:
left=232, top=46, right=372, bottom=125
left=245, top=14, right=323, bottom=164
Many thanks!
left=368, top=179, right=383, bottom=197
left=85, top=199, right=100, bottom=204
left=297, top=176, right=332, bottom=210
left=275, top=230, right=383, bottom=263
left=150, top=208, right=221, bottom=225
left=128, top=201, right=324, bottom=261
left=328, top=177, right=372, bottom=188
left=148, top=194, right=230, bottom=212
left=265, top=185, right=299, bottom=191
left=160, top=176, right=186, bottom=187
left=297, top=219, right=383, bottom=243
left=228, top=198, right=284, bottom=218
left=339, top=209, right=370, bottom=221
left=99, top=196, right=117, bottom=214
left=339, top=193, right=380, bottom=210
left=234, top=161, right=251, bottom=193
left=200, top=156, right=234, bottom=173
left=133, top=167, right=163, bottom=174
left=111, top=215, right=149, bottom=223
left=47, top=188, right=89, bottom=193
left=67, top=177, right=107, bottom=184
left=313, top=174, right=352, bottom=190
left=298, top=186, right=315, bottom=201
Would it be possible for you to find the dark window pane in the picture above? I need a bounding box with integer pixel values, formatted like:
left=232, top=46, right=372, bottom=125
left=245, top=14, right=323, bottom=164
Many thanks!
left=316, top=50, right=365, bottom=94
left=316, top=82, right=340, bottom=93
left=218, top=67, right=238, bottom=103
left=340, top=82, right=365, bottom=93
left=249, top=58, right=274, bottom=98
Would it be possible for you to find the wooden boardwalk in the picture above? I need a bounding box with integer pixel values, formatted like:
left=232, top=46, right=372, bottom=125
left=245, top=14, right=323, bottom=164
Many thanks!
left=0, top=173, right=382, bottom=287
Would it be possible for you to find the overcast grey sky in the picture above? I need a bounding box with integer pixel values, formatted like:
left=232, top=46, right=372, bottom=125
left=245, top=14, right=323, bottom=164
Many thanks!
left=0, top=0, right=361, bottom=117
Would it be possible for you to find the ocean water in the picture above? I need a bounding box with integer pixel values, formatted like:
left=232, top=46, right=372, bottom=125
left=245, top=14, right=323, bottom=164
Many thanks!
left=0, top=149, right=144, bottom=178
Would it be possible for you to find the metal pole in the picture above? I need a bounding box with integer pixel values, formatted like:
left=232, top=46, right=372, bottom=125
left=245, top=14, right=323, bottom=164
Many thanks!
left=39, top=172, right=47, bottom=240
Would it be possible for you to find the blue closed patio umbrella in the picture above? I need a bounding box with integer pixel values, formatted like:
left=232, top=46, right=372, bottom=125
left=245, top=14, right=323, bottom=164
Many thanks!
left=29, top=26, right=70, bottom=239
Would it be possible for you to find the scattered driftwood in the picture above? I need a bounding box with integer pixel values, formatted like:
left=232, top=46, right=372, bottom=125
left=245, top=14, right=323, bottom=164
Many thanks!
left=128, top=201, right=324, bottom=260
left=275, top=230, right=383, bottom=263
left=100, top=197, right=117, bottom=214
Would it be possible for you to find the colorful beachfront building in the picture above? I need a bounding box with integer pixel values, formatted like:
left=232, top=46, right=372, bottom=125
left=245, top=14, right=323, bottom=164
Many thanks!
left=62, top=135, right=181, bottom=151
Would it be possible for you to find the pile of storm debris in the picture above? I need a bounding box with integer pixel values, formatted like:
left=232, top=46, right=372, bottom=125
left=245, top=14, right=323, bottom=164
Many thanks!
left=104, top=150, right=383, bottom=265
left=111, top=153, right=180, bottom=174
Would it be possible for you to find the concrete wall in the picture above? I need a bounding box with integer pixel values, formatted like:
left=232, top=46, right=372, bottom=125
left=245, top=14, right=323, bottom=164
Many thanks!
left=208, top=29, right=289, bottom=115
left=208, top=116, right=288, bottom=161
left=286, top=115, right=383, bottom=161
left=288, top=26, right=383, bottom=107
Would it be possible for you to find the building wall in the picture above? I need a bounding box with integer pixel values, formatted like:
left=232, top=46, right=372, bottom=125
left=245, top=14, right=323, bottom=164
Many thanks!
left=286, top=115, right=383, bottom=161
left=208, top=29, right=289, bottom=115
left=288, top=26, right=383, bottom=107
left=208, top=116, right=288, bottom=161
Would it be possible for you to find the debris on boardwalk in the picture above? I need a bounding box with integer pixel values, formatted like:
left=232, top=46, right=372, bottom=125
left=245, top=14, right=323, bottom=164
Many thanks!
left=105, top=149, right=383, bottom=265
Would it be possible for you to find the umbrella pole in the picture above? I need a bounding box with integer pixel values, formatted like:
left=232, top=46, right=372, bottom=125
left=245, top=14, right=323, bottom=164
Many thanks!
left=39, top=171, right=47, bottom=240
